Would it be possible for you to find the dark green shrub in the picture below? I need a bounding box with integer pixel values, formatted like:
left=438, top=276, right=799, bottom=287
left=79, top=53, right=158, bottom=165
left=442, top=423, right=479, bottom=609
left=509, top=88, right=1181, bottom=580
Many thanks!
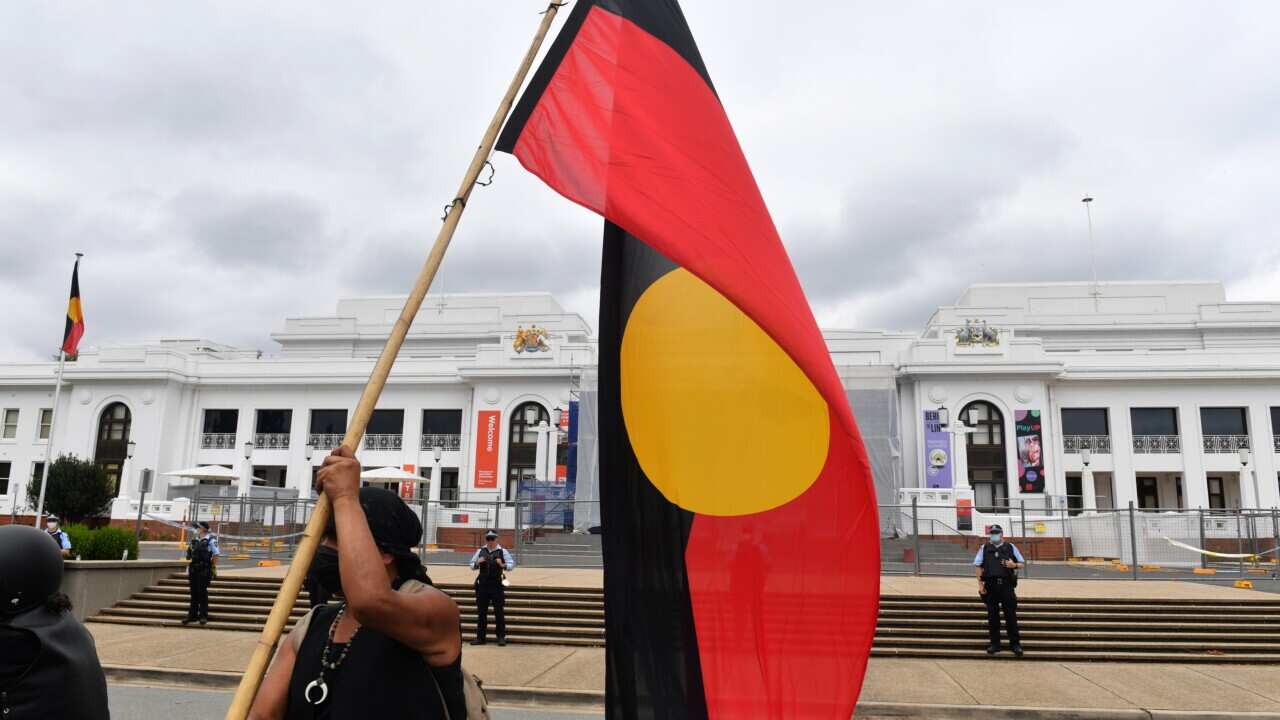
left=88, top=526, right=138, bottom=560
left=26, top=455, right=115, bottom=523
left=63, top=523, right=139, bottom=560
left=64, top=523, right=93, bottom=557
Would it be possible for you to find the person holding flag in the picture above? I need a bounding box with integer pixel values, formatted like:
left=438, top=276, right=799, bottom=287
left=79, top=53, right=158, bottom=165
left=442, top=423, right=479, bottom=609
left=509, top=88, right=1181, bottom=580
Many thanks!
left=33, top=253, right=85, bottom=529
left=496, top=2, right=880, bottom=717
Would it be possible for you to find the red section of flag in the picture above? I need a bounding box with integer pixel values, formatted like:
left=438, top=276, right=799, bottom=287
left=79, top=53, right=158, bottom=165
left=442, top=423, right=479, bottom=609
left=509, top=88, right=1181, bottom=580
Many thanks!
left=685, top=410, right=876, bottom=717
left=508, top=6, right=854, bottom=435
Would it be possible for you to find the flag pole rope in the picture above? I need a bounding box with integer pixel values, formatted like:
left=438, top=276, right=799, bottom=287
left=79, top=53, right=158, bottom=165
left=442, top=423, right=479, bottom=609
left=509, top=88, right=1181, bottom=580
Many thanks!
left=223, top=4, right=567, bottom=717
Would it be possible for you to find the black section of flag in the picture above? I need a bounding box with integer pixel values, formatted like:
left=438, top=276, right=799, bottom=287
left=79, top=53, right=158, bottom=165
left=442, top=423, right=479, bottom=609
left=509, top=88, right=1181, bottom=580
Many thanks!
left=496, top=0, right=714, bottom=155
left=598, top=221, right=708, bottom=720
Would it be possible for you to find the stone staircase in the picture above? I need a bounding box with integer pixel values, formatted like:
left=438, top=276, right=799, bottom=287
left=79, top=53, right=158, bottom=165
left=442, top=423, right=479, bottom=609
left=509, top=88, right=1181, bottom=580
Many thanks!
left=88, top=574, right=1280, bottom=662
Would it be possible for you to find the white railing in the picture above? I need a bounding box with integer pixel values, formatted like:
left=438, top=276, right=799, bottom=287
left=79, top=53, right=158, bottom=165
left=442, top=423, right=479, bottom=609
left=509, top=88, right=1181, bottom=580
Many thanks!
left=200, top=433, right=237, bottom=450
left=363, top=434, right=404, bottom=451
left=308, top=433, right=343, bottom=449
left=254, top=433, right=290, bottom=450
left=1063, top=435, right=1111, bottom=453
left=1132, top=435, right=1181, bottom=454
left=1203, top=434, right=1250, bottom=453
left=420, top=433, right=462, bottom=451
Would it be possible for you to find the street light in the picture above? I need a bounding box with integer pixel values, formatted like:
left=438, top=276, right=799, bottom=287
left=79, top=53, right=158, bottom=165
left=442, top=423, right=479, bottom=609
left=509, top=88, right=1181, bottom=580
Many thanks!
left=1081, top=448, right=1092, bottom=467
left=553, top=406, right=563, bottom=428
left=937, top=405, right=950, bottom=429
left=1240, top=447, right=1261, bottom=509
left=127, top=441, right=137, bottom=459
left=243, top=441, right=254, bottom=459
left=433, top=445, right=444, bottom=464
left=524, top=404, right=541, bottom=426
left=304, top=444, right=314, bottom=461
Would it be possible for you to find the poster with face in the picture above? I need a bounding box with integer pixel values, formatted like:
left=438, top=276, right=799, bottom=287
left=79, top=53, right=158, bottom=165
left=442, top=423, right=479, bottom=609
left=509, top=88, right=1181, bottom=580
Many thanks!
left=1015, top=409, right=1044, bottom=493
left=923, top=410, right=953, bottom=488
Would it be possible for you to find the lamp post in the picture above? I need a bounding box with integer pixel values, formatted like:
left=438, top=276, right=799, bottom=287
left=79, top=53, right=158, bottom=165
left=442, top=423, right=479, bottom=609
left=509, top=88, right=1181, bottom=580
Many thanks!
left=1239, top=447, right=1260, bottom=510
left=302, top=444, right=315, bottom=499
left=426, top=444, right=444, bottom=548
left=240, top=441, right=254, bottom=497
left=1080, top=447, right=1097, bottom=512
left=122, top=440, right=137, bottom=499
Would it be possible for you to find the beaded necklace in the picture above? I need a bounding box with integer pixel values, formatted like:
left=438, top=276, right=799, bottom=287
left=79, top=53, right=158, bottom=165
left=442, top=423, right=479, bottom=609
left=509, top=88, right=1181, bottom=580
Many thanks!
left=303, top=603, right=361, bottom=705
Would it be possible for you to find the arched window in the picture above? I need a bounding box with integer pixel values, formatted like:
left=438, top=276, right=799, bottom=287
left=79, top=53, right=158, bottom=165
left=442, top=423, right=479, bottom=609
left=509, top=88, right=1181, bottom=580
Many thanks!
left=507, top=402, right=548, bottom=500
left=961, top=401, right=1007, bottom=512
left=94, top=402, right=132, bottom=497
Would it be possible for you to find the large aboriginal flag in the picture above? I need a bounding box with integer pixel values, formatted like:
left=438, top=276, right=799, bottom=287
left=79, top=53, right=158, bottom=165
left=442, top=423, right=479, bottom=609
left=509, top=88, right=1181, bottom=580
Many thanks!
left=497, top=2, right=879, bottom=717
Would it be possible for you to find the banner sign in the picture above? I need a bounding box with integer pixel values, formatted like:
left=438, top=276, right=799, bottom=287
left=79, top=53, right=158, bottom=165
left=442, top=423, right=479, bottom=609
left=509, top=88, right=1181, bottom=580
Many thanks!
left=474, top=410, right=500, bottom=489
left=956, top=498, right=973, bottom=532
left=922, top=410, right=953, bottom=488
left=1014, top=409, right=1045, bottom=493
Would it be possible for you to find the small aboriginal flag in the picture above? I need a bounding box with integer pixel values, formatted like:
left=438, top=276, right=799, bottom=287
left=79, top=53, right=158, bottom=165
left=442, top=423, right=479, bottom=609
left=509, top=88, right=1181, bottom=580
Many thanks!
left=61, top=256, right=85, bottom=357
left=498, top=2, right=880, bottom=718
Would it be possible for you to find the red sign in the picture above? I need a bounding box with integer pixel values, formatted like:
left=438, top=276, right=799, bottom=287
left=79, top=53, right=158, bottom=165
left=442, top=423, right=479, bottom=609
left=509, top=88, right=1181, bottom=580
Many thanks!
left=956, top=498, right=973, bottom=532
left=474, top=410, right=500, bottom=489
left=403, top=464, right=416, bottom=473
left=452, top=513, right=470, bottom=523
left=399, top=481, right=414, bottom=500
left=556, top=464, right=568, bottom=484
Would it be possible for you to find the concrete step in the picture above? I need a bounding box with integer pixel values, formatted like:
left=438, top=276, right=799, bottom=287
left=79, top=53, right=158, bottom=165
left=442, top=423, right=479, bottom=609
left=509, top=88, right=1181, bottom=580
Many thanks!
left=868, top=646, right=1280, bottom=663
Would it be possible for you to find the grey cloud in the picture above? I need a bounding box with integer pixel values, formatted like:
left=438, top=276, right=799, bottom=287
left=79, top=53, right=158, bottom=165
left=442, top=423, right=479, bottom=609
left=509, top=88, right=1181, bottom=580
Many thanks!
left=3, top=1, right=1280, bottom=361
left=168, top=188, right=329, bottom=268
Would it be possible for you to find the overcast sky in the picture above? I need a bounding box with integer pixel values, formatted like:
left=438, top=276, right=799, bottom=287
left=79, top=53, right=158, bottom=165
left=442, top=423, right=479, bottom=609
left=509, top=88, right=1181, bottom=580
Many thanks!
left=3, top=1, right=1278, bottom=361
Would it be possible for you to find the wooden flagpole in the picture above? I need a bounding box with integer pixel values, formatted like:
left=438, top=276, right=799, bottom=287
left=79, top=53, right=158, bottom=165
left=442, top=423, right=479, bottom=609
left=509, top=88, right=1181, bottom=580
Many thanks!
left=224, top=4, right=566, bottom=717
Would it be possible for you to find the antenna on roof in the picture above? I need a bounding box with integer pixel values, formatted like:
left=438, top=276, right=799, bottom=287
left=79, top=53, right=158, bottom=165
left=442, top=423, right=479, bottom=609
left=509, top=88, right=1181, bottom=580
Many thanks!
left=1082, top=196, right=1100, bottom=308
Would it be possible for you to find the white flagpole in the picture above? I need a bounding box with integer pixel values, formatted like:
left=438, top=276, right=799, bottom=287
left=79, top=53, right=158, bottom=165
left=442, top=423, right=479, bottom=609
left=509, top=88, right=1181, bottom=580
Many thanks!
left=33, top=349, right=67, bottom=527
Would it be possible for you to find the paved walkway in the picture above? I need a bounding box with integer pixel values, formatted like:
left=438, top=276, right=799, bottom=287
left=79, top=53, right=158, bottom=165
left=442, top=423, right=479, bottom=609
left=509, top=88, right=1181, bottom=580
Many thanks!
left=227, top=565, right=1272, bottom=600
left=89, top=623, right=1280, bottom=714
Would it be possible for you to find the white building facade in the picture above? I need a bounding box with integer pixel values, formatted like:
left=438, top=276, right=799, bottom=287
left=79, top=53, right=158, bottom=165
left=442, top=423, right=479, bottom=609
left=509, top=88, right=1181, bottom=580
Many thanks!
left=0, top=293, right=594, bottom=524
left=3, top=281, right=1279, bottom=538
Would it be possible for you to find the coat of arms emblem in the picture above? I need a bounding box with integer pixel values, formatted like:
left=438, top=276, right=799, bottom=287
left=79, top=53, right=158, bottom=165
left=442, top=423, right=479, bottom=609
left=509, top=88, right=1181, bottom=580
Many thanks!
left=513, top=325, right=551, bottom=353
left=956, top=319, right=1000, bottom=347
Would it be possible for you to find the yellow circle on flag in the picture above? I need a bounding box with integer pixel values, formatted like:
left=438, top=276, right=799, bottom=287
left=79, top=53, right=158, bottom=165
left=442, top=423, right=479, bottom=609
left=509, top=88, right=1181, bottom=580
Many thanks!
left=620, top=268, right=830, bottom=516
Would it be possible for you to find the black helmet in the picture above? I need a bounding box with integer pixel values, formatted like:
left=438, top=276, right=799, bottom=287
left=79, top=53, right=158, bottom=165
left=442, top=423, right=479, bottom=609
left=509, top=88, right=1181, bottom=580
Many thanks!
left=0, top=525, right=64, bottom=618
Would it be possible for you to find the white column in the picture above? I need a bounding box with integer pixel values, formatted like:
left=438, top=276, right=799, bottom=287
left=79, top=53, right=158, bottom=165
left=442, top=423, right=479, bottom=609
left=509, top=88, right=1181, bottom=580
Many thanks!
left=534, top=421, right=549, bottom=482
left=1081, top=467, right=1098, bottom=511
left=950, top=426, right=970, bottom=490
left=1180, top=402, right=1209, bottom=509
left=427, top=460, right=442, bottom=546
left=1110, top=404, right=1139, bottom=510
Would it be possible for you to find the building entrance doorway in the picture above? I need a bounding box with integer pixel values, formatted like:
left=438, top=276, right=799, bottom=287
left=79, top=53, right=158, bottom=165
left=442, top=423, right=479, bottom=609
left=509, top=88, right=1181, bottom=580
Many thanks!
left=507, top=402, right=548, bottom=501
left=962, top=401, right=1008, bottom=512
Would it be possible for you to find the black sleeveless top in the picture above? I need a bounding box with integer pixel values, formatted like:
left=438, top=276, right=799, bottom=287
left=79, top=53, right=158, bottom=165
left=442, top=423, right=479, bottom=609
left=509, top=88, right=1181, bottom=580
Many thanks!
left=0, top=607, right=109, bottom=720
left=285, top=603, right=467, bottom=719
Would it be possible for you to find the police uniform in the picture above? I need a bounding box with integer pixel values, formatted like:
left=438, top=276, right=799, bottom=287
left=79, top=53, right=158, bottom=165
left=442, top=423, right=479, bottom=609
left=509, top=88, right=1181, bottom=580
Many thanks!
left=46, top=517, right=71, bottom=556
left=469, top=532, right=515, bottom=645
left=974, top=525, right=1024, bottom=655
left=185, top=524, right=220, bottom=625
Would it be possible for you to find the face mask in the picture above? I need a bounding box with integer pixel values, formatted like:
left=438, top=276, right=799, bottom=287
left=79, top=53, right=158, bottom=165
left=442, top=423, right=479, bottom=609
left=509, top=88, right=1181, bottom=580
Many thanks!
left=313, top=546, right=343, bottom=596
left=989, top=534, right=1002, bottom=543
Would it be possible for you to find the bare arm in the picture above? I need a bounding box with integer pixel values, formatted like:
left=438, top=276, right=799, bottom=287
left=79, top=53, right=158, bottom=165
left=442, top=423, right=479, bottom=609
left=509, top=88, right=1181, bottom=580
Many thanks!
left=248, top=629, right=297, bottom=720
left=318, top=448, right=462, bottom=664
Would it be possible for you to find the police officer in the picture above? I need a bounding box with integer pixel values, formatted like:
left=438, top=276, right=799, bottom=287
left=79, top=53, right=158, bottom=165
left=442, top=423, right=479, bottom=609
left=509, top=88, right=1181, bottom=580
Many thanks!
left=0, top=524, right=109, bottom=719
left=184, top=521, right=220, bottom=625
left=974, top=523, right=1025, bottom=656
left=469, top=530, right=515, bottom=646
left=46, top=514, right=72, bottom=558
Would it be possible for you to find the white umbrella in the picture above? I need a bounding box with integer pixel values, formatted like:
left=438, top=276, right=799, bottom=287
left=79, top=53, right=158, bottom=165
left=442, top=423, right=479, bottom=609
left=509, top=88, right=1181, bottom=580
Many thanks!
left=359, top=466, right=422, bottom=481
left=162, top=465, right=264, bottom=483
